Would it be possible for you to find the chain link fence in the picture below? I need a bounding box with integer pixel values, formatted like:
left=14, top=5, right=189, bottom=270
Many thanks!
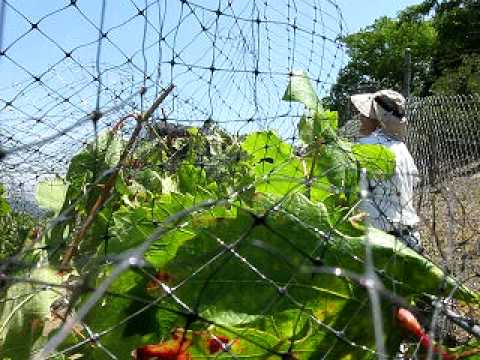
left=407, top=94, right=480, bottom=187
left=406, top=95, right=480, bottom=301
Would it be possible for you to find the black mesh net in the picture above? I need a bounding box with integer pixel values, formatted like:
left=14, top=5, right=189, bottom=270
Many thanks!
left=1, top=1, right=480, bottom=360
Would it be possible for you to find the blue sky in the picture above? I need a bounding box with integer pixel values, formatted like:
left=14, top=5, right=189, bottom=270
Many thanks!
left=0, top=0, right=423, bottom=197
left=0, top=0, right=423, bottom=122
left=340, top=0, right=424, bottom=34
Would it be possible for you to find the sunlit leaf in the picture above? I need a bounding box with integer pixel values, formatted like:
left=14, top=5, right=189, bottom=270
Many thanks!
left=282, top=69, right=322, bottom=112
left=0, top=268, right=65, bottom=360
left=352, top=144, right=396, bottom=179
left=35, top=177, right=68, bottom=214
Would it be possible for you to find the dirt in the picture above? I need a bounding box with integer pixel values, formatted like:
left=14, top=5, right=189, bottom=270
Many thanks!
left=415, top=174, right=480, bottom=345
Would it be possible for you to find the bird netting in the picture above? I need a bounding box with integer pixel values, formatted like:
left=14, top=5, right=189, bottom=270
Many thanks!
left=1, top=1, right=480, bottom=360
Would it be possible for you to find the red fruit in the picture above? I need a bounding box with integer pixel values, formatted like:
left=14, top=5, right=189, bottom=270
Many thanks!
left=133, top=339, right=191, bottom=360
left=396, top=307, right=424, bottom=338
left=395, top=308, right=456, bottom=360
left=146, top=271, right=173, bottom=291
left=207, top=335, right=230, bottom=354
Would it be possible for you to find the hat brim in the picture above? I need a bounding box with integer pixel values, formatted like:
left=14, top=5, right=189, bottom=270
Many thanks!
left=350, top=93, right=374, bottom=118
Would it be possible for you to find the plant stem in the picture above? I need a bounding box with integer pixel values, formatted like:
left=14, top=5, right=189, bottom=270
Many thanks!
left=59, top=84, right=175, bottom=270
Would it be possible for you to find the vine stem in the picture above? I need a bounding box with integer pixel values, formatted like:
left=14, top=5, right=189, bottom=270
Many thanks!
left=0, top=293, right=36, bottom=335
left=59, top=84, right=175, bottom=270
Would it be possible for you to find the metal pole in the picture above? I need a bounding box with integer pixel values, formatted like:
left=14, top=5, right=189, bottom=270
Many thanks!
left=403, top=47, right=412, bottom=98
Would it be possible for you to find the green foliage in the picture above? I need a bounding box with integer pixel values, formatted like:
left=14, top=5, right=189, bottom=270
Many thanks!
left=0, top=184, right=11, bottom=216
left=326, top=15, right=436, bottom=123
left=405, top=0, right=480, bottom=95
left=241, top=131, right=305, bottom=196
left=0, top=267, right=65, bottom=359
left=352, top=144, right=396, bottom=179
left=0, top=212, right=36, bottom=260
left=2, top=75, right=478, bottom=359
left=328, top=0, right=480, bottom=114
left=0, top=185, right=36, bottom=260
left=36, top=177, right=68, bottom=215
left=431, top=54, right=480, bottom=95
left=431, top=1, right=480, bottom=73
left=343, top=16, right=435, bottom=89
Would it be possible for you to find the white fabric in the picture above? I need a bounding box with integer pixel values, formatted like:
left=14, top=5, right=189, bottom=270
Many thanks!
left=351, top=90, right=407, bottom=140
left=350, top=93, right=375, bottom=118
left=358, top=129, right=420, bottom=232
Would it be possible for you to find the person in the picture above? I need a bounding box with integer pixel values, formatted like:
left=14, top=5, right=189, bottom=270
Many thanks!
left=350, top=89, right=422, bottom=252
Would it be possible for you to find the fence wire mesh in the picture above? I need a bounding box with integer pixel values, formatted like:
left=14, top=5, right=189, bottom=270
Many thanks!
left=407, top=96, right=480, bottom=318
left=1, top=1, right=480, bottom=360
left=407, top=94, right=480, bottom=187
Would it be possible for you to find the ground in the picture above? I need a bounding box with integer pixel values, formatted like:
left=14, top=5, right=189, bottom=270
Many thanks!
left=416, top=174, right=480, bottom=345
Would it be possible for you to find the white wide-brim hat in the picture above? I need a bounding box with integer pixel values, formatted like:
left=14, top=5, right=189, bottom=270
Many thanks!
left=350, top=89, right=407, bottom=139
left=350, top=93, right=376, bottom=118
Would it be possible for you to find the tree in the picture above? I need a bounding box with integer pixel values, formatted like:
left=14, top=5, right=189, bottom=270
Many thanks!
left=327, top=0, right=480, bottom=114
left=428, top=0, right=480, bottom=94
left=325, top=16, right=436, bottom=125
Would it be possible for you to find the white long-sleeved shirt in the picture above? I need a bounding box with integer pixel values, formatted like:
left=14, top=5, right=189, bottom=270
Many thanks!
left=357, top=129, right=420, bottom=232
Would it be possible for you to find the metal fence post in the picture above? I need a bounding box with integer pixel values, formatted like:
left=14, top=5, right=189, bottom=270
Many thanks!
left=403, top=47, right=412, bottom=98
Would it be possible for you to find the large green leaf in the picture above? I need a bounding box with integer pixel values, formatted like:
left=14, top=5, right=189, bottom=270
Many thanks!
left=109, top=193, right=196, bottom=257
left=282, top=70, right=321, bottom=113
left=108, top=192, right=235, bottom=268
left=312, top=138, right=360, bottom=208
left=35, top=177, right=68, bottom=214
left=0, top=267, right=65, bottom=360
left=118, top=193, right=475, bottom=358
left=352, top=144, right=396, bottom=179
left=282, top=69, right=339, bottom=144
left=241, top=131, right=307, bottom=197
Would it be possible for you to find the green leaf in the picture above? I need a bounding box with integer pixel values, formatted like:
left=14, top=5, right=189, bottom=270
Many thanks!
left=114, top=172, right=130, bottom=195
left=108, top=192, right=235, bottom=267
left=200, top=308, right=261, bottom=327
left=135, top=168, right=162, bottom=194
left=88, top=130, right=124, bottom=168
left=241, top=131, right=305, bottom=196
left=313, top=109, right=338, bottom=134
left=282, top=69, right=322, bottom=112
left=178, top=164, right=218, bottom=196
left=283, top=70, right=339, bottom=144
left=298, top=115, right=314, bottom=144
left=0, top=267, right=65, bottom=360
left=35, top=177, right=68, bottom=214
left=315, top=139, right=359, bottom=202
left=352, top=144, right=396, bottom=179
left=0, top=184, right=11, bottom=216
left=109, top=204, right=158, bottom=254
left=44, top=132, right=125, bottom=264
